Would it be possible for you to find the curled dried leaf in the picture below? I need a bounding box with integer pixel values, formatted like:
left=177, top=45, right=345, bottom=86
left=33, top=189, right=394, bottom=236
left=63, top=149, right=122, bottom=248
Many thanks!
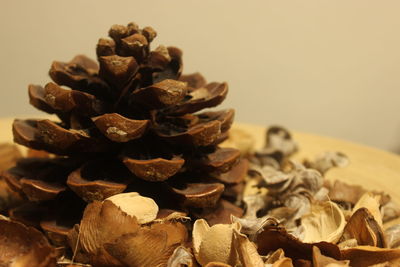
left=301, top=201, right=346, bottom=244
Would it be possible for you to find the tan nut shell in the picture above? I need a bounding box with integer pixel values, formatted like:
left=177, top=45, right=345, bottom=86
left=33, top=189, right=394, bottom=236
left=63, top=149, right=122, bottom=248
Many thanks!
left=193, top=219, right=240, bottom=266
left=106, top=192, right=158, bottom=224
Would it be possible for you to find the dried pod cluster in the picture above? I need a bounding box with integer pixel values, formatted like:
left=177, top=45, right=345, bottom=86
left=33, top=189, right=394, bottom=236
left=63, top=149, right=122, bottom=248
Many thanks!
left=0, top=19, right=400, bottom=267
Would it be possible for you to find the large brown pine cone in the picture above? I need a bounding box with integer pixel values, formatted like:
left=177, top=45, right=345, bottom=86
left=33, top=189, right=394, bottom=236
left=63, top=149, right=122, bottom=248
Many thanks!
left=2, top=22, right=246, bottom=243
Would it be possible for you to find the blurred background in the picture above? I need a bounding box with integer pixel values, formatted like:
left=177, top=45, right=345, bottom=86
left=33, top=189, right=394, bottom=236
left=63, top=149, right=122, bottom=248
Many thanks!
left=1, top=1, right=400, bottom=152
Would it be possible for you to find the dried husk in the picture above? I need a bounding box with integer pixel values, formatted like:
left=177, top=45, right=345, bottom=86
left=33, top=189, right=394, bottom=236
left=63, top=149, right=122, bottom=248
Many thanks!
left=167, top=246, right=194, bottom=267
left=301, top=201, right=346, bottom=244
left=233, top=229, right=264, bottom=267
left=340, top=208, right=387, bottom=248
left=312, top=246, right=350, bottom=267
left=68, top=200, right=140, bottom=266
left=0, top=219, right=57, bottom=267
left=104, top=228, right=179, bottom=267
left=353, top=192, right=383, bottom=228
left=385, top=224, right=400, bottom=248
left=106, top=192, right=158, bottom=224
left=256, top=225, right=341, bottom=262
left=341, top=246, right=400, bottom=267
left=192, top=219, right=240, bottom=266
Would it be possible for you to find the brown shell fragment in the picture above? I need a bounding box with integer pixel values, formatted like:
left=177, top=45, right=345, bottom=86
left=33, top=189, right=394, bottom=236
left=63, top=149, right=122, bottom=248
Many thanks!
left=169, top=82, right=228, bottom=115
left=340, top=208, right=387, bottom=248
left=42, top=82, right=106, bottom=116
left=92, top=113, right=149, bottom=142
left=67, top=160, right=130, bottom=202
left=256, top=226, right=341, bottom=262
left=104, top=228, right=177, bottom=267
left=341, top=246, right=400, bottom=267
left=233, top=229, right=265, bottom=267
left=68, top=200, right=140, bottom=267
left=170, top=182, right=225, bottom=208
left=0, top=219, right=57, bottom=267
left=328, top=180, right=366, bottom=205
left=123, top=156, right=184, bottom=182
left=131, top=79, right=187, bottom=109
left=99, top=55, right=139, bottom=89
left=312, top=246, right=350, bottom=267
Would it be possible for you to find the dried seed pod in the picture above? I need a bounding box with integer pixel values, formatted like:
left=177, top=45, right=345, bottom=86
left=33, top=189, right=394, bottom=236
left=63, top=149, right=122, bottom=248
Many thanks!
left=167, top=246, right=194, bottom=267
left=107, top=192, right=158, bottom=224
left=301, top=201, right=346, bottom=244
left=312, top=246, right=350, bottom=267
left=0, top=219, right=57, bottom=267
left=68, top=199, right=140, bottom=266
left=256, top=225, right=341, bottom=262
left=328, top=180, right=367, bottom=205
left=340, top=208, right=387, bottom=248
left=193, top=219, right=240, bottom=266
left=385, top=224, right=400, bottom=248
left=233, top=229, right=264, bottom=267
left=341, top=246, right=400, bottom=267
left=353, top=192, right=383, bottom=228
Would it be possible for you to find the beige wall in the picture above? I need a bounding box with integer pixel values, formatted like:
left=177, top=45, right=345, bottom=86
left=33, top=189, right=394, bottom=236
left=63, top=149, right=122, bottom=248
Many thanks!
left=1, top=1, right=400, bottom=152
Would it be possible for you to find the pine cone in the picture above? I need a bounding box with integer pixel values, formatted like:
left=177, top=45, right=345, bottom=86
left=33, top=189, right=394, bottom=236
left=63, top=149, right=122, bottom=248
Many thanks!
left=2, top=22, right=245, bottom=242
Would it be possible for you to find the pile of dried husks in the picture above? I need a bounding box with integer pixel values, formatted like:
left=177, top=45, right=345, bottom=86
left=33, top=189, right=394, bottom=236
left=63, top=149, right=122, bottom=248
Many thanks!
left=0, top=21, right=400, bottom=267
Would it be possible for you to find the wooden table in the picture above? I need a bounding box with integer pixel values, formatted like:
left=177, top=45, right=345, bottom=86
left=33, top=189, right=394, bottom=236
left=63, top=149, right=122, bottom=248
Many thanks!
left=2, top=118, right=400, bottom=206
